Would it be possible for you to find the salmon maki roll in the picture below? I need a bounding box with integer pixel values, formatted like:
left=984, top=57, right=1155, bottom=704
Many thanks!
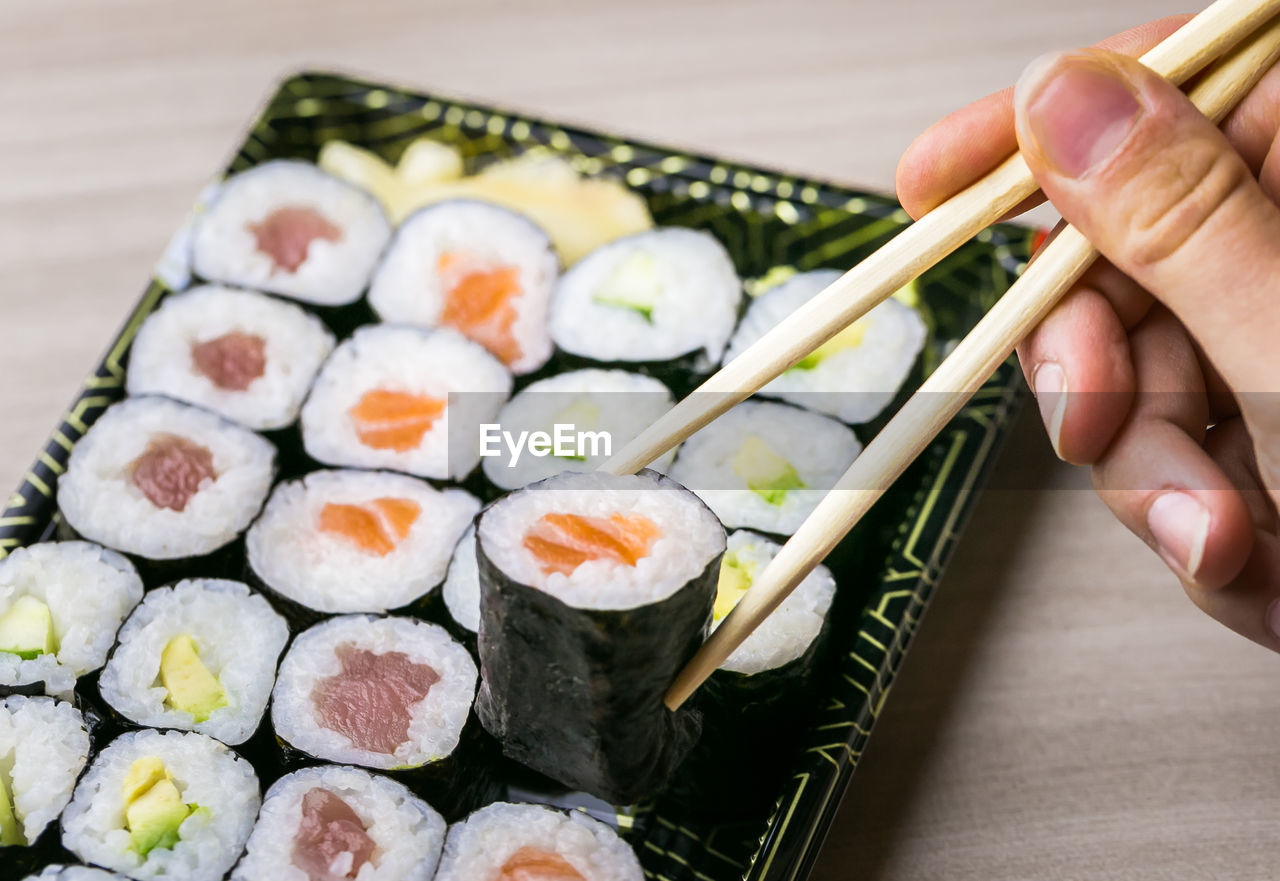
left=368, top=201, right=558, bottom=375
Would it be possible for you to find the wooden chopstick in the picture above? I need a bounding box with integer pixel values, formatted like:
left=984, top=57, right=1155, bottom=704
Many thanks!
left=601, top=0, right=1280, bottom=479
left=664, top=8, right=1280, bottom=712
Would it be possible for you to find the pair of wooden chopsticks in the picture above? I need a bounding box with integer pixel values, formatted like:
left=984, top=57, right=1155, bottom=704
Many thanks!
left=597, top=0, right=1280, bottom=711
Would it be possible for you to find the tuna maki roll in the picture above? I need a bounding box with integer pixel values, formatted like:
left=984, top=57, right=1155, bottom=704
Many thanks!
left=58, top=396, right=276, bottom=564
left=126, top=286, right=336, bottom=431
left=722, top=270, right=927, bottom=424
left=0, top=542, right=143, bottom=698
left=247, top=469, right=479, bottom=616
left=98, top=579, right=289, bottom=745
left=549, top=228, right=742, bottom=369
left=231, top=765, right=446, bottom=881
left=61, top=729, right=260, bottom=881
left=369, top=200, right=558, bottom=375
left=300, top=325, right=512, bottom=481
left=191, top=160, right=391, bottom=306
left=668, top=399, right=861, bottom=536
left=0, top=697, right=90, bottom=850
left=434, top=802, right=641, bottom=881
left=475, top=469, right=724, bottom=802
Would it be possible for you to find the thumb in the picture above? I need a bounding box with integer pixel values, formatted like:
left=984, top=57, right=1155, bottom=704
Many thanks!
left=1013, top=48, right=1280, bottom=489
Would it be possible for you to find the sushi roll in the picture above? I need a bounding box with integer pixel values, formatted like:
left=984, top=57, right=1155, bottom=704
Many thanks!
left=0, top=542, right=143, bottom=698
left=246, top=469, right=480, bottom=616
left=0, top=697, right=90, bottom=850
left=58, top=396, right=276, bottom=566
left=97, top=579, right=289, bottom=745
left=300, top=325, right=512, bottom=481
left=668, top=399, right=862, bottom=536
left=271, top=616, right=477, bottom=772
left=126, top=285, right=336, bottom=431
left=21, top=867, right=129, bottom=881
left=480, top=368, right=677, bottom=491
left=440, top=525, right=479, bottom=638
left=191, top=160, right=391, bottom=307
left=722, top=270, right=928, bottom=424
left=368, top=200, right=558, bottom=375
left=475, top=469, right=724, bottom=802
left=231, top=765, right=446, bottom=881
left=434, top=802, right=641, bottom=881
left=61, top=729, right=260, bottom=881
left=549, top=228, right=742, bottom=370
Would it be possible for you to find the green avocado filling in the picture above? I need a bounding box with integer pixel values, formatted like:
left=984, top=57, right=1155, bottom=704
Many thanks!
left=592, top=251, right=662, bottom=321
left=714, top=548, right=757, bottom=623
left=549, top=399, right=601, bottom=461
left=0, top=595, right=57, bottom=661
left=122, top=757, right=195, bottom=856
left=790, top=317, right=868, bottom=371
left=0, top=771, right=23, bottom=847
left=733, top=436, right=806, bottom=505
left=160, top=635, right=227, bottom=723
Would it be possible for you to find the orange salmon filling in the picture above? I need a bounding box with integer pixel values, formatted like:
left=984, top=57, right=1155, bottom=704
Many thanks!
left=250, top=206, right=342, bottom=274
left=319, top=497, right=423, bottom=556
left=497, top=848, right=586, bottom=881
left=348, top=389, right=446, bottom=452
left=523, top=512, right=661, bottom=576
left=437, top=252, right=523, bottom=367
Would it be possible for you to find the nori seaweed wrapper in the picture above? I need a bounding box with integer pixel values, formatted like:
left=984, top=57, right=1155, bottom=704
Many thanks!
left=473, top=469, right=721, bottom=804
left=53, top=519, right=247, bottom=590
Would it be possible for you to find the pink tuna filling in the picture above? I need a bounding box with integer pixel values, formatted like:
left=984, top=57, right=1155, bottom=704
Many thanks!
left=311, top=643, right=440, bottom=754
left=291, top=787, right=376, bottom=881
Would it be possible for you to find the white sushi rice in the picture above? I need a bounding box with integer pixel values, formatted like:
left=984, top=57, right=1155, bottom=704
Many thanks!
left=247, top=470, right=480, bottom=613
left=126, top=285, right=336, bottom=430
left=97, top=579, right=289, bottom=745
left=441, top=526, right=479, bottom=634
left=301, top=325, right=512, bottom=481
left=0, top=696, right=89, bottom=846
left=59, top=397, right=276, bottom=560
left=231, top=765, right=446, bottom=881
left=22, top=866, right=129, bottom=881
left=0, top=542, right=143, bottom=698
left=368, top=200, right=559, bottom=375
left=723, top=270, right=927, bottom=424
left=272, top=616, right=477, bottom=770
left=549, top=228, right=742, bottom=366
left=434, top=802, right=641, bottom=881
left=61, top=730, right=260, bottom=881
left=716, top=531, right=836, bottom=675
left=478, top=470, right=725, bottom=610
left=481, top=369, right=676, bottom=490
left=668, top=399, right=862, bottom=536
left=191, top=160, right=391, bottom=306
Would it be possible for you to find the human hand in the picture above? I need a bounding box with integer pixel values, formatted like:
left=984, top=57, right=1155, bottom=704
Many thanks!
left=896, top=17, right=1280, bottom=651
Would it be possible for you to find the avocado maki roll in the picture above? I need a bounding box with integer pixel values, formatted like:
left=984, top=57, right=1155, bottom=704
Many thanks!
left=21, top=867, right=129, bottom=881
left=247, top=469, right=479, bottom=618
left=722, top=270, right=927, bottom=424
left=126, top=286, right=336, bottom=431
left=61, top=729, right=260, bottom=881
left=191, top=160, right=391, bottom=307
left=435, top=802, right=642, bottom=881
left=0, top=542, right=143, bottom=698
left=300, top=325, right=512, bottom=481
left=231, top=765, right=446, bottom=881
left=98, top=579, right=289, bottom=745
left=0, top=697, right=90, bottom=851
left=475, top=469, right=724, bottom=803
left=369, top=200, right=559, bottom=375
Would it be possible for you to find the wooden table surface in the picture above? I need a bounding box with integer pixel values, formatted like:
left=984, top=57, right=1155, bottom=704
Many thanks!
left=4, top=2, right=1279, bottom=878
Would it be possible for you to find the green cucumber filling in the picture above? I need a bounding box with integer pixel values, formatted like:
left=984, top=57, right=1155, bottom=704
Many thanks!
left=0, top=595, right=57, bottom=661
left=592, top=251, right=662, bottom=321
left=549, top=399, right=601, bottom=461
left=733, top=436, right=806, bottom=505
left=791, top=317, right=868, bottom=371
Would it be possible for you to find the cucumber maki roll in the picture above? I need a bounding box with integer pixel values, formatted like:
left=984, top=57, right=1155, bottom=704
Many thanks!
left=126, top=286, right=336, bottom=431
left=231, top=765, right=446, bottom=881
left=61, top=730, right=260, bottom=881
left=549, top=228, right=742, bottom=370
left=191, top=160, right=391, bottom=307
left=368, top=200, right=559, bottom=375
left=247, top=469, right=479, bottom=617
left=667, top=399, right=861, bottom=536
left=0, top=542, right=142, bottom=698
left=0, top=697, right=90, bottom=851
left=22, top=867, right=129, bottom=881
left=300, top=325, right=512, bottom=481
left=475, top=469, right=724, bottom=802
left=98, top=579, right=289, bottom=745
left=435, top=802, right=642, bottom=881
left=722, top=270, right=927, bottom=424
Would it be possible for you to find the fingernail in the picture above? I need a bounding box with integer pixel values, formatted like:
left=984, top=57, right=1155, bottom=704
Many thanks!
left=1015, top=50, right=1143, bottom=178
left=1147, top=491, right=1210, bottom=580
left=1032, top=361, right=1067, bottom=457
